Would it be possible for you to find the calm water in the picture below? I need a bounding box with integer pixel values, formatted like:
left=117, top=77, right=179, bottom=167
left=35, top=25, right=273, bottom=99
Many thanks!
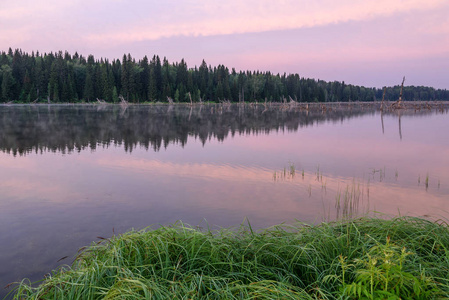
left=0, top=103, right=448, bottom=296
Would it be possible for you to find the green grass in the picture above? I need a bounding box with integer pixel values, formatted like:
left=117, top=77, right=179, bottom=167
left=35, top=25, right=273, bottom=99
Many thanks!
left=9, top=217, right=449, bottom=299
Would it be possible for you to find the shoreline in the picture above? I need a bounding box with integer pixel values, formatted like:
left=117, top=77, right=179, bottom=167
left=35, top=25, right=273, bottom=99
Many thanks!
left=8, top=216, right=449, bottom=299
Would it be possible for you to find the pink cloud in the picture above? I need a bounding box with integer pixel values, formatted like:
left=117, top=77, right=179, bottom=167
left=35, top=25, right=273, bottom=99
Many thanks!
left=82, top=0, right=447, bottom=44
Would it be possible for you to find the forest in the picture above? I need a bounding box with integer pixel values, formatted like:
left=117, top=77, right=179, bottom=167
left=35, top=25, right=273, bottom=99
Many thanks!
left=1, top=48, right=448, bottom=103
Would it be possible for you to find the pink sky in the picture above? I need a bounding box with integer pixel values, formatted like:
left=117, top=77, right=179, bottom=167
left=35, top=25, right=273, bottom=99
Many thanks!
left=1, top=0, right=448, bottom=89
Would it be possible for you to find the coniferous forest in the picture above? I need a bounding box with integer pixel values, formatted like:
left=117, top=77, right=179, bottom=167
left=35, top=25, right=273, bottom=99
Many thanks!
left=1, top=48, right=448, bottom=104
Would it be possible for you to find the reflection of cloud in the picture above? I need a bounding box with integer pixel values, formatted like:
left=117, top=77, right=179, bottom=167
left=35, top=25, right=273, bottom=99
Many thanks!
left=1, top=144, right=448, bottom=225
left=302, top=171, right=449, bottom=220
left=94, top=152, right=449, bottom=221
left=96, top=157, right=272, bottom=183
left=230, top=118, right=449, bottom=179
left=0, top=154, right=38, bottom=169
left=1, top=178, right=65, bottom=199
left=0, top=155, right=76, bottom=203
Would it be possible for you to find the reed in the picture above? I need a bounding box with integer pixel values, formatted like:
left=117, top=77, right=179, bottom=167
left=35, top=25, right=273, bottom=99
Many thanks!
left=273, top=163, right=296, bottom=181
left=334, top=179, right=368, bottom=220
left=9, top=217, right=449, bottom=299
left=289, top=163, right=296, bottom=178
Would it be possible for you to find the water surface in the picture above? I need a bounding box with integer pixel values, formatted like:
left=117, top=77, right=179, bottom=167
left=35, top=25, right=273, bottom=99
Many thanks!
left=0, top=103, right=448, bottom=297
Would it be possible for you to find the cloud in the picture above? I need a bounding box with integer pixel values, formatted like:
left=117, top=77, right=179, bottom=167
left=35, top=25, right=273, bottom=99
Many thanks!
left=2, top=0, right=447, bottom=52
left=81, top=0, right=447, bottom=44
left=2, top=0, right=447, bottom=47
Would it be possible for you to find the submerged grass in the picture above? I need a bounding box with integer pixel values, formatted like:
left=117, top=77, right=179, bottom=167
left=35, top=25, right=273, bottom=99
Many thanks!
left=9, top=217, right=449, bottom=299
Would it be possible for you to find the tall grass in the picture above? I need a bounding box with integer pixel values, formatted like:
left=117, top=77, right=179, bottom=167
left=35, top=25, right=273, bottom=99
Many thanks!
left=9, top=217, right=449, bottom=299
left=334, top=180, right=369, bottom=220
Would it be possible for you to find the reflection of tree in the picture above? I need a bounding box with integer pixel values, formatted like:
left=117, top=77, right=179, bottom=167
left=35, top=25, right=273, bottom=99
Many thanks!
left=0, top=104, right=440, bottom=156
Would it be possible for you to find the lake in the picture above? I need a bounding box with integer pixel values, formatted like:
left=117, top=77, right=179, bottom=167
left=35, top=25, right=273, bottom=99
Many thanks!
left=0, top=103, right=448, bottom=297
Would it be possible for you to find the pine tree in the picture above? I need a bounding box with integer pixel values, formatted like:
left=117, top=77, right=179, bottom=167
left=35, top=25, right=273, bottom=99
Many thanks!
left=148, top=67, right=157, bottom=102
left=140, top=55, right=149, bottom=101
left=1, top=65, right=14, bottom=102
left=84, top=72, right=94, bottom=102
left=121, top=54, right=130, bottom=100
left=52, top=81, right=59, bottom=102
left=154, top=55, right=162, bottom=100
left=83, top=55, right=95, bottom=101
left=100, top=63, right=110, bottom=100
left=112, top=86, right=119, bottom=103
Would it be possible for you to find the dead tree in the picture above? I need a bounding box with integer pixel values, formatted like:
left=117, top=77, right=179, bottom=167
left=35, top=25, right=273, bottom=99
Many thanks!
left=398, top=76, right=405, bottom=108
left=262, top=98, right=268, bottom=114
left=119, top=95, right=128, bottom=106
left=32, top=89, right=40, bottom=103
left=188, top=92, right=193, bottom=106
left=288, top=96, right=298, bottom=106
left=239, top=87, right=245, bottom=104
left=380, top=87, right=386, bottom=111
left=390, top=77, right=405, bottom=109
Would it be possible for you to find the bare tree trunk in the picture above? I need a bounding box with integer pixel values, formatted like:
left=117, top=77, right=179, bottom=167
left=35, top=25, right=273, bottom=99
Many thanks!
left=33, top=88, right=40, bottom=103
left=119, top=95, right=128, bottom=106
left=188, top=92, right=193, bottom=106
left=398, top=76, right=405, bottom=108
left=381, top=87, right=386, bottom=111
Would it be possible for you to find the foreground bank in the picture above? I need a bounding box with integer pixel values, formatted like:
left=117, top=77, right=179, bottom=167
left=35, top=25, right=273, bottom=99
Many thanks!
left=9, top=217, right=449, bottom=299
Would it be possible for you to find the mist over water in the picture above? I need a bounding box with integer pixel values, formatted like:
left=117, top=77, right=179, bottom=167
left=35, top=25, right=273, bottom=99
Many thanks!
left=0, top=103, right=448, bottom=297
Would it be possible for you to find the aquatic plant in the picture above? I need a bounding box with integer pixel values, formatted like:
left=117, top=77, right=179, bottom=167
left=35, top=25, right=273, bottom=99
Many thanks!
left=289, top=163, right=296, bottom=178
left=272, top=163, right=296, bottom=181
left=334, top=179, right=369, bottom=219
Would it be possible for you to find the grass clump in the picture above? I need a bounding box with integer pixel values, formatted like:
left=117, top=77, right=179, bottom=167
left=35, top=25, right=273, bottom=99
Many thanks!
left=9, top=217, right=449, bottom=299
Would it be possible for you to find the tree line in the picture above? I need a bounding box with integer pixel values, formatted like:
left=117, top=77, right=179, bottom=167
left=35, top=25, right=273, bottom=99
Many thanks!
left=1, top=48, right=448, bottom=103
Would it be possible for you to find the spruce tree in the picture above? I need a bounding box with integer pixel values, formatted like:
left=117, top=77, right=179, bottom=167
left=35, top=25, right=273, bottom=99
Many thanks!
left=148, top=68, right=157, bottom=102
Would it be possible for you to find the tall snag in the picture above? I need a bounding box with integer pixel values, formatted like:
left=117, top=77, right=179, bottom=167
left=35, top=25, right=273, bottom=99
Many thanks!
left=390, top=76, right=405, bottom=110
left=398, top=76, right=405, bottom=108
left=380, top=87, right=386, bottom=111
